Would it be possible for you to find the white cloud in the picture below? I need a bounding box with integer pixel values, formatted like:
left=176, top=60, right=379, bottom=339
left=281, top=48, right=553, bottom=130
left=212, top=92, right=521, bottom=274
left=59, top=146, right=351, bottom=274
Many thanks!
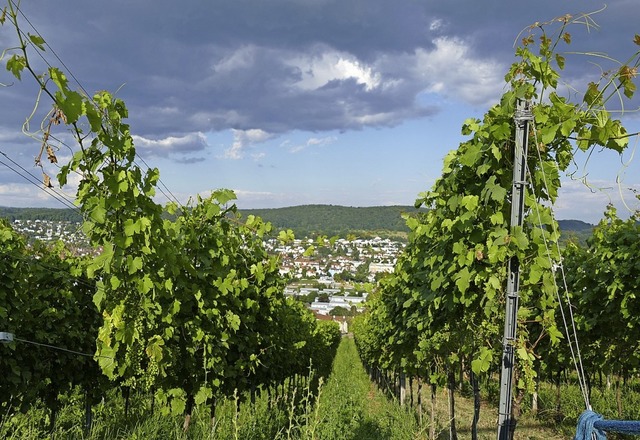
left=289, top=136, right=337, bottom=153
left=429, top=19, right=445, bottom=32
left=223, top=129, right=274, bottom=159
left=352, top=112, right=397, bottom=125
left=233, top=189, right=275, bottom=198
left=0, top=182, right=77, bottom=208
left=554, top=178, right=640, bottom=222
left=132, top=132, right=209, bottom=157
left=0, top=183, right=40, bottom=198
left=410, top=37, right=505, bottom=106
left=232, top=189, right=298, bottom=208
left=286, top=49, right=382, bottom=92
left=0, top=129, right=26, bottom=143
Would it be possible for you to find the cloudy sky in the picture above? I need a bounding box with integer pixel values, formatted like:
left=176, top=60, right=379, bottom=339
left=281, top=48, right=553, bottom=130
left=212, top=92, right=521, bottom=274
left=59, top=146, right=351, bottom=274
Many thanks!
left=1, top=0, right=638, bottom=223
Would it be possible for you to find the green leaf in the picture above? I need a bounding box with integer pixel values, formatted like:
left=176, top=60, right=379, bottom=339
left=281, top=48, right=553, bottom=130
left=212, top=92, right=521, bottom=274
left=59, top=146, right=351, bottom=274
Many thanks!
left=547, top=324, right=563, bottom=344
left=139, top=275, right=153, bottom=294
left=127, top=256, right=143, bottom=274
left=471, top=347, right=493, bottom=374
left=90, top=243, right=114, bottom=277
left=206, top=202, right=220, bottom=219
left=528, top=266, right=542, bottom=284
left=118, top=177, right=129, bottom=193
left=195, top=385, right=212, bottom=406
left=455, top=267, right=471, bottom=294
left=460, top=144, right=482, bottom=167
left=485, top=177, right=507, bottom=202
left=540, top=124, right=559, bottom=144
left=0, top=229, right=12, bottom=241
left=28, top=33, right=46, bottom=51
left=85, top=102, right=102, bottom=131
left=560, top=118, right=576, bottom=137
left=55, top=89, right=85, bottom=124
left=510, top=226, right=529, bottom=250
left=583, top=82, right=602, bottom=106
left=461, top=195, right=479, bottom=211
left=97, top=345, right=117, bottom=377
left=90, top=203, right=106, bottom=224
left=490, top=212, right=504, bottom=226
left=211, top=188, right=237, bottom=205
left=226, top=311, right=241, bottom=331
left=49, top=67, right=69, bottom=92
left=490, top=121, right=511, bottom=140
left=517, top=346, right=532, bottom=362
left=278, top=229, right=295, bottom=244
left=171, top=300, right=181, bottom=314
left=461, top=118, right=480, bottom=135
left=93, top=286, right=105, bottom=308
left=123, top=219, right=138, bottom=237
left=146, top=336, right=164, bottom=362
left=517, top=307, right=532, bottom=320
left=6, top=54, right=26, bottom=80
left=170, top=394, right=186, bottom=415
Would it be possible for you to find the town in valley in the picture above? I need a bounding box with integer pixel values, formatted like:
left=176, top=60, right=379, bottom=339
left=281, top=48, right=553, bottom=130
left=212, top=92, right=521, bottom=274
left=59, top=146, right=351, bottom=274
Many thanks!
left=7, top=217, right=406, bottom=322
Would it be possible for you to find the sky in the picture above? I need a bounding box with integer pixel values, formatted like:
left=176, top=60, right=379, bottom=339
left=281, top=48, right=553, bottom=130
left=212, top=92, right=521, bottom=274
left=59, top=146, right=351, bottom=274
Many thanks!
left=0, top=0, right=639, bottom=224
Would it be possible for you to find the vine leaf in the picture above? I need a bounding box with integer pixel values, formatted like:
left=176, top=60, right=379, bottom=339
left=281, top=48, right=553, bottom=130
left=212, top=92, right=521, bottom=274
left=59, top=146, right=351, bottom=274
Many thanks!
left=27, top=33, right=46, bottom=51
left=471, top=347, right=493, bottom=374
left=54, top=90, right=84, bottom=124
left=6, top=54, right=26, bottom=79
left=455, top=267, right=471, bottom=294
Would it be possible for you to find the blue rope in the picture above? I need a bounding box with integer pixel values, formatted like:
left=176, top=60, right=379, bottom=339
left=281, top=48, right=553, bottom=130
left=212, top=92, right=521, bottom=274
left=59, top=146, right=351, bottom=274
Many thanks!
left=575, top=410, right=640, bottom=439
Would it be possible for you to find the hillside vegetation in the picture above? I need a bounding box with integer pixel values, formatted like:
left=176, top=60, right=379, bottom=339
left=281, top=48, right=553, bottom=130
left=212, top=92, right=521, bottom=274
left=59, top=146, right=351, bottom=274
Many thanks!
left=0, top=205, right=593, bottom=240
left=0, top=206, right=83, bottom=222
left=241, top=205, right=424, bottom=238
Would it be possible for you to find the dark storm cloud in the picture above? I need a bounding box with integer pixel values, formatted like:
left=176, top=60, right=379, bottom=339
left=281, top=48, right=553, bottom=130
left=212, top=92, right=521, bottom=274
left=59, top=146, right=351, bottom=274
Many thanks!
left=421, top=1, right=637, bottom=56
left=1, top=0, right=637, bottom=159
left=0, top=1, right=463, bottom=137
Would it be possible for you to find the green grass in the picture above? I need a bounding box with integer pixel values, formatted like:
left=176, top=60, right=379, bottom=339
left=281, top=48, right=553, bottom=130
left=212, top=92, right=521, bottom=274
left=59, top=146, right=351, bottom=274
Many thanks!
left=3, top=343, right=640, bottom=439
left=0, top=339, right=419, bottom=440
left=314, top=337, right=422, bottom=440
left=1, top=384, right=301, bottom=439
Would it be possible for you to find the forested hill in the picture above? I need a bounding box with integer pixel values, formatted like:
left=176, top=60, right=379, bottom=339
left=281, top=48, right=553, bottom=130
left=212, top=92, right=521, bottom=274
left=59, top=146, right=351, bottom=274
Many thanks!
left=0, top=206, right=83, bottom=222
left=240, top=205, right=595, bottom=239
left=0, top=205, right=594, bottom=239
left=241, top=205, right=424, bottom=237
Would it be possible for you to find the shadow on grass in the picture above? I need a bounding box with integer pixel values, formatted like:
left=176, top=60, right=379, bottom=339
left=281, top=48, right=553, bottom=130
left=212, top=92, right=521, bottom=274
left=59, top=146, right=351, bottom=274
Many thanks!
left=436, top=421, right=568, bottom=440
left=348, top=418, right=391, bottom=440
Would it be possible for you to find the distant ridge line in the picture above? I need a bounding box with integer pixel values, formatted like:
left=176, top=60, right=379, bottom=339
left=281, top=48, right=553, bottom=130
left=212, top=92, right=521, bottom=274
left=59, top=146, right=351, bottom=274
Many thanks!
left=0, top=205, right=594, bottom=236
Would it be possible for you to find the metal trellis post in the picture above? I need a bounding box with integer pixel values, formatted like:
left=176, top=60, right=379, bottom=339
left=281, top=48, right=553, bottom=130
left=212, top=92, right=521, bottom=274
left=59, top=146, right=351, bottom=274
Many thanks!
left=497, top=99, right=532, bottom=440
